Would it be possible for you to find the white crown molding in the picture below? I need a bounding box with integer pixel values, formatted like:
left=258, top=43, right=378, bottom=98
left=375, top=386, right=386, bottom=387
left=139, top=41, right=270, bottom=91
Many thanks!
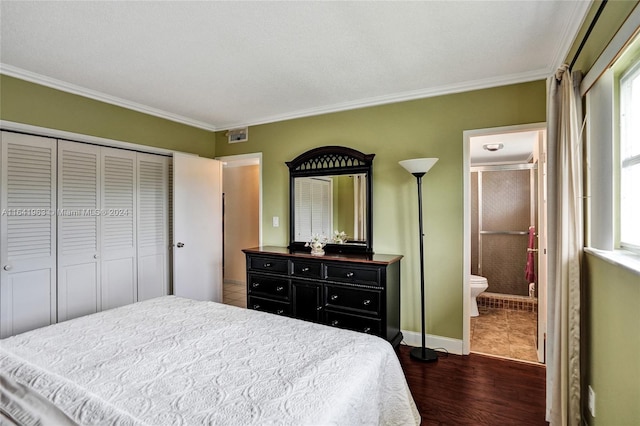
left=4, top=62, right=552, bottom=133
left=216, top=68, right=550, bottom=130
left=549, top=0, right=593, bottom=72
left=0, top=64, right=218, bottom=131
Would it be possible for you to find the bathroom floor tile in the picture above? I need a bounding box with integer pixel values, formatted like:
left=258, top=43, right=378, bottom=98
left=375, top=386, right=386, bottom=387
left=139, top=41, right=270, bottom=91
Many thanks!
left=471, top=307, right=540, bottom=363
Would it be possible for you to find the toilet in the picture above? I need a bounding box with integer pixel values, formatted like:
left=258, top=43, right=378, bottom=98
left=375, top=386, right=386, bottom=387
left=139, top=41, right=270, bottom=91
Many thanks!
left=470, top=275, right=489, bottom=317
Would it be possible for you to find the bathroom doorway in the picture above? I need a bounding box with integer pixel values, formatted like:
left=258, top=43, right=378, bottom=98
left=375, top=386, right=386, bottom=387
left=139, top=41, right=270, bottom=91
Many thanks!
left=217, top=153, right=262, bottom=309
left=463, top=124, right=547, bottom=364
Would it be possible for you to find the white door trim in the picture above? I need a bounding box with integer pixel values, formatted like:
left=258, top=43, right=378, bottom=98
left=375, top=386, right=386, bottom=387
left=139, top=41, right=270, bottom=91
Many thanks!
left=462, top=122, right=546, bottom=355
left=0, top=120, right=175, bottom=156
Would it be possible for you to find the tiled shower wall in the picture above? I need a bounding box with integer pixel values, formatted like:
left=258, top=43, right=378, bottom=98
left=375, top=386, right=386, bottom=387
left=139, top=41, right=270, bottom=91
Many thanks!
left=471, top=169, right=536, bottom=297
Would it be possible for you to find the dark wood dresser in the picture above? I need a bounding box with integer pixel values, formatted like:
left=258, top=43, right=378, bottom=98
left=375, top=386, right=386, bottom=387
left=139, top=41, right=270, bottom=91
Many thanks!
left=242, top=246, right=403, bottom=347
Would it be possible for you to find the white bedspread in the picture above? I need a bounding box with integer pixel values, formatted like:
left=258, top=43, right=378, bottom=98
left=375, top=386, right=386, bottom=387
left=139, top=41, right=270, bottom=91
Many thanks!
left=0, top=296, right=419, bottom=425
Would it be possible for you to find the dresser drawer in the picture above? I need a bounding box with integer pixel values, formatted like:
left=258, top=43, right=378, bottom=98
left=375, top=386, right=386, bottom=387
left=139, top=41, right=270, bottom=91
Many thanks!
left=291, top=260, right=323, bottom=279
left=249, top=256, right=289, bottom=274
left=325, top=264, right=381, bottom=286
left=325, top=285, right=381, bottom=315
left=326, top=310, right=381, bottom=336
left=248, top=296, right=291, bottom=316
left=247, top=274, right=290, bottom=300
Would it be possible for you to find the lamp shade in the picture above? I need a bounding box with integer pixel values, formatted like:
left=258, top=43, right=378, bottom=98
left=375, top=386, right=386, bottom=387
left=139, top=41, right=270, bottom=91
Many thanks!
left=399, top=158, right=438, bottom=174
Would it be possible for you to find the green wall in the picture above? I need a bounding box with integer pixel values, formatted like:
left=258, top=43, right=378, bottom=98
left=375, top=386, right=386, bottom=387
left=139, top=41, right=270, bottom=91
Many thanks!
left=335, top=175, right=355, bottom=239
left=566, top=1, right=638, bottom=74
left=584, top=254, right=640, bottom=425
left=567, top=1, right=640, bottom=424
left=215, top=81, right=546, bottom=338
left=0, top=74, right=215, bottom=157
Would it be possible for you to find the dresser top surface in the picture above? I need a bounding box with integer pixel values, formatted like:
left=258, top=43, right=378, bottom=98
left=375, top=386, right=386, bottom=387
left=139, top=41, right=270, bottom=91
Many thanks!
left=242, top=246, right=403, bottom=265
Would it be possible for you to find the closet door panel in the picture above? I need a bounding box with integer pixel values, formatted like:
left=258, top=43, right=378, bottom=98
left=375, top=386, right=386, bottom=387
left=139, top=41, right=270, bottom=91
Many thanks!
left=137, top=154, right=169, bottom=301
left=0, top=132, right=57, bottom=338
left=1, top=269, right=53, bottom=337
left=101, top=148, right=137, bottom=310
left=57, top=141, right=100, bottom=321
left=59, top=263, right=99, bottom=320
left=102, top=258, right=135, bottom=309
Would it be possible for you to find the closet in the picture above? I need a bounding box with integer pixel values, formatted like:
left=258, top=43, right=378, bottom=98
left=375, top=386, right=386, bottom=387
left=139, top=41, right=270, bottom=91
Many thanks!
left=0, top=132, right=57, bottom=337
left=1, top=131, right=170, bottom=338
left=294, top=177, right=332, bottom=242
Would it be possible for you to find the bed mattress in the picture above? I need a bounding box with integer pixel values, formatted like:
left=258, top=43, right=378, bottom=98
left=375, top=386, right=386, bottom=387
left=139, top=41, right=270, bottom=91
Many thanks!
left=0, top=296, right=419, bottom=425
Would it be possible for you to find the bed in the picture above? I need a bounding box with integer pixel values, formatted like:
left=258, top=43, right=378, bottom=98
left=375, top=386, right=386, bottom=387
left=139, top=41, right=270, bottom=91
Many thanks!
left=0, top=296, right=419, bottom=425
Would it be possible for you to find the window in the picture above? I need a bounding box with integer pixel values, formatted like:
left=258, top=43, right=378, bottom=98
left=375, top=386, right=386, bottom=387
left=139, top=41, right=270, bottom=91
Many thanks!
left=620, top=60, right=640, bottom=250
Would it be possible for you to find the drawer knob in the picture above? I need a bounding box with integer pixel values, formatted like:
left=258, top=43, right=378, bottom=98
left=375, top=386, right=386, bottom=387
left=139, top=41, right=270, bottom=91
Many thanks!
left=253, top=304, right=261, bottom=310
left=302, top=267, right=310, bottom=272
left=316, top=306, right=323, bottom=311
left=276, top=286, right=284, bottom=292
left=346, top=272, right=354, bottom=278
left=330, top=294, right=338, bottom=301
left=363, top=327, right=372, bottom=333
left=276, top=309, right=284, bottom=315
left=363, top=299, right=371, bottom=306
left=264, top=262, right=272, bottom=267
left=331, top=320, right=339, bottom=326
left=252, top=282, right=260, bottom=288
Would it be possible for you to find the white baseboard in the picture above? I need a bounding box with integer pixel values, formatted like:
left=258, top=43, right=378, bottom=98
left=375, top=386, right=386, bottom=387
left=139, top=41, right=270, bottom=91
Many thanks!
left=401, top=329, right=464, bottom=355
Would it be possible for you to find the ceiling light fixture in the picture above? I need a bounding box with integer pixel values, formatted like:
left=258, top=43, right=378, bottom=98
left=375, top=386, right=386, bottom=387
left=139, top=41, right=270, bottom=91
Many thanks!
left=483, top=143, right=504, bottom=152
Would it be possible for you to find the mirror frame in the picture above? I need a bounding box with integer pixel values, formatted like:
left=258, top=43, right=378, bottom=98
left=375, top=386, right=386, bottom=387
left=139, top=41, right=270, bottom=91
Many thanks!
left=286, top=146, right=375, bottom=254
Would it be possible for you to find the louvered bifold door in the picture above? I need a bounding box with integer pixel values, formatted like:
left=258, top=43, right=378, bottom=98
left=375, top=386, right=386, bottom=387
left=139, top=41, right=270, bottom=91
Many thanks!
left=0, top=132, right=57, bottom=338
left=100, top=147, right=137, bottom=310
left=57, top=140, right=100, bottom=321
left=137, top=153, right=169, bottom=301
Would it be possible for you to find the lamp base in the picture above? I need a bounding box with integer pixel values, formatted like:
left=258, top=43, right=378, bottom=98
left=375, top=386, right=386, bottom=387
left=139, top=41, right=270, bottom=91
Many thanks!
left=409, top=346, right=439, bottom=362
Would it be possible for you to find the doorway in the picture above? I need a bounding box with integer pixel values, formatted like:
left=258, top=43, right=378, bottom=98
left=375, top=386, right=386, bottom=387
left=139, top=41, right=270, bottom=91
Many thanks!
left=217, top=153, right=262, bottom=309
left=463, top=123, right=547, bottom=364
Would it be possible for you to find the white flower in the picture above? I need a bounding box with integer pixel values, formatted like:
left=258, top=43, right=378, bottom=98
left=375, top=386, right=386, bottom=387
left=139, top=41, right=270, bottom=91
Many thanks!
left=305, top=234, right=328, bottom=250
left=332, top=230, right=348, bottom=244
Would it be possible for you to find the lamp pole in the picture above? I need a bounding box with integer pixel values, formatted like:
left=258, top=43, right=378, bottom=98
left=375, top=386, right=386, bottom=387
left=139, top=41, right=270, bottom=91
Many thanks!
left=410, top=172, right=438, bottom=362
left=399, top=157, right=439, bottom=363
left=415, top=172, right=426, bottom=358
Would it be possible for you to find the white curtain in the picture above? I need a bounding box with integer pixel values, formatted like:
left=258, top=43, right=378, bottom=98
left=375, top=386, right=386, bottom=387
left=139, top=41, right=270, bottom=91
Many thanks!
left=546, top=64, right=584, bottom=426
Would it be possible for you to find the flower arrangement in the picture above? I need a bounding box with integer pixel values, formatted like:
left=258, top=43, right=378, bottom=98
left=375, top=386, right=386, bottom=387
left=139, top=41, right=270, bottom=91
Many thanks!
left=332, top=230, right=348, bottom=244
left=305, top=234, right=329, bottom=255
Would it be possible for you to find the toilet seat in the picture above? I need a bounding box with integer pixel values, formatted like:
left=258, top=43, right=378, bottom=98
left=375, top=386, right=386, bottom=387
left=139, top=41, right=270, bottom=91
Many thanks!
left=470, top=275, right=488, bottom=286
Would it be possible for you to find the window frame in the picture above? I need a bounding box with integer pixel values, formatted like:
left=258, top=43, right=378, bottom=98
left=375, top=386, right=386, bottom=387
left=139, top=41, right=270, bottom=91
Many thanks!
left=618, top=57, right=640, bottom=252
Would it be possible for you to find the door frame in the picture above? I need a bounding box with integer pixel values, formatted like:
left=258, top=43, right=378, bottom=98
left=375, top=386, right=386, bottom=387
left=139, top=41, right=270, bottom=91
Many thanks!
left=216, top=153, right=263, bottom=248
left=462, top=122, right=547, bottom=359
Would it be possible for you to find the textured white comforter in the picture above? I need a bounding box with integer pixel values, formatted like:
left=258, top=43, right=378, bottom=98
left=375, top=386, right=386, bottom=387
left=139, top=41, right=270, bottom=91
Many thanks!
left=0, top=296, right=419, bottom=425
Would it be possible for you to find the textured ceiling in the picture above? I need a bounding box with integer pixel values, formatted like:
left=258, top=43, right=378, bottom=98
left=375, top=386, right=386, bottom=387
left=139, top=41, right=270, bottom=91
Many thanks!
left=0, top=1, right=591, bottom=130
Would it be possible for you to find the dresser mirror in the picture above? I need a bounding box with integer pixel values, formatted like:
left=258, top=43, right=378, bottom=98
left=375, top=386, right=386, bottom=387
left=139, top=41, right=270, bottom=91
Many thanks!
left=286, top=146, right=374, bottom=254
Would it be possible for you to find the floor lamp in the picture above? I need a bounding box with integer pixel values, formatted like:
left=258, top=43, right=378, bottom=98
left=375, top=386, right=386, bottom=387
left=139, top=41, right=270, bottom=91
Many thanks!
left=399, top=158, right=439, bottom=363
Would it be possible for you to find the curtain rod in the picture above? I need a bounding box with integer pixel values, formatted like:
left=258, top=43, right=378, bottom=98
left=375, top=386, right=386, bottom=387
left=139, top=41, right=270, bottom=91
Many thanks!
left=569, top=0, right=608, bottom=71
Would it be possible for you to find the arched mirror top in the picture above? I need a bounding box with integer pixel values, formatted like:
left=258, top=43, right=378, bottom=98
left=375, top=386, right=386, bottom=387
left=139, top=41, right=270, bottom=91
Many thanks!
left=287, top=146, right=374, bottom=254
left=286, top=146, right=375, bottom=176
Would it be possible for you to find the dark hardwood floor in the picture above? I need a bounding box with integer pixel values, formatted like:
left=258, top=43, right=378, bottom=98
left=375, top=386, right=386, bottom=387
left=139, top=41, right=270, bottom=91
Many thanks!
left=398, top=345, right=548, bottom=426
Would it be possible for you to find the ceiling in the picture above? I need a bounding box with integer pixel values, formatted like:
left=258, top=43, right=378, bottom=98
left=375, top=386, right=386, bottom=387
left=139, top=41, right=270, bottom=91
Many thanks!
left=0, top=1, right=591, bottom=131
left=470, top=130, right=540, bottom=166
